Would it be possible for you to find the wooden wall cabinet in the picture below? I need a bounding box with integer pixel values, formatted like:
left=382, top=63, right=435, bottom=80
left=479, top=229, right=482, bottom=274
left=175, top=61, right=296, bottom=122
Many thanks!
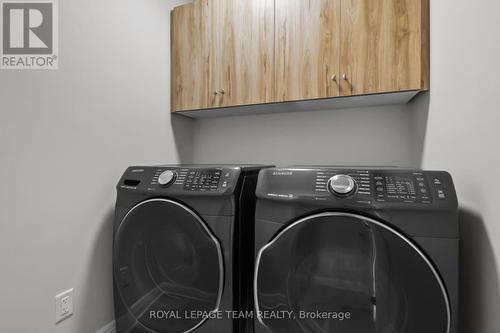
left=275, top=0, right=341, bottom=102
left=171, top=0, right=429, bottom=116
left=171, top=0, right=216, bottom=111
left=171, top=0, right=274, bottom=112
left=219, top=0, right=275, bottom=107
left=340, top=0, right=429, bottom=96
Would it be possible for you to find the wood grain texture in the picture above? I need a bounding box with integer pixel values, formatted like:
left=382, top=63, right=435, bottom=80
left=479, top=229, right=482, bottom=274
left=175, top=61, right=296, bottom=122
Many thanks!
left=275, top=0, right=341, bottom=102
left=420, top=0, right=430, bottom=90
left=208, top=0, right=221, bottom=107
left=171, top=0, right=218, bottom=112
left=219, top=0, right=275, bottom=107
left=171, top=0, right=430, bottom=112
left=340, top=0, right=427, bottom=96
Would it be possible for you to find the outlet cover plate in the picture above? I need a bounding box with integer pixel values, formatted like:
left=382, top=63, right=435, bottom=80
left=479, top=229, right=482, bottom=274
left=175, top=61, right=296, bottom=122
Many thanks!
left=55, top=288, right=74, bottom=324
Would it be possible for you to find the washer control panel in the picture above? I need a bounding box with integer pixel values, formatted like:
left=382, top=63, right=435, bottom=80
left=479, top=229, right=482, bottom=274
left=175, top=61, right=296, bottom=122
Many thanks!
left=118, top=166, right=239, bottom=194
left=158, top=170, right=177, bottom=187
left=184, top=169, right=224, bottom=192
left=131, top=166, right=240, bottom=193
left=151, top=168, right=186, bottom=187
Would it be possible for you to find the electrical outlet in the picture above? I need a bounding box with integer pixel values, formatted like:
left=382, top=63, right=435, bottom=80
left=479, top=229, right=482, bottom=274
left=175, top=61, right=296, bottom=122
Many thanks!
left=61, top=296, right=70, bottom=315
left=55, top=288, right=74, bottom=324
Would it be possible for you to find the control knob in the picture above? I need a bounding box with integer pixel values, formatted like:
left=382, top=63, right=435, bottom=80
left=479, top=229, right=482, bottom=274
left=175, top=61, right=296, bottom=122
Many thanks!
left=328, top=174, right=357, bottom=196
left=158, top=170, right=177, bottom=187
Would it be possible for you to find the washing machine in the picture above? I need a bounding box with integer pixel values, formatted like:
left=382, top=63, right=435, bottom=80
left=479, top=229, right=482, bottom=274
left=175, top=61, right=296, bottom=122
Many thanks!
left=253, top=167, right=459, bottom=333
left=113, top=165, right=270, bottom=333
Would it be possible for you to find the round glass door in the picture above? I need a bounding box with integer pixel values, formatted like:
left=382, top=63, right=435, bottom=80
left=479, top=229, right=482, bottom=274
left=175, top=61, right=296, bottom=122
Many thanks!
left=114, top=199, right=223, bottom=333
left=255, top=212, right=450, bottom=333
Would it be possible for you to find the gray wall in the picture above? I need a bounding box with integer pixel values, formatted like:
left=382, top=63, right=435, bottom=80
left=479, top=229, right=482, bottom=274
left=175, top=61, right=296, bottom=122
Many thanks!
left=0, top=0, right=191, bottom=332
left=192, top=104, right=419, bottom=167
left=190, top=0, right=500, bottom=332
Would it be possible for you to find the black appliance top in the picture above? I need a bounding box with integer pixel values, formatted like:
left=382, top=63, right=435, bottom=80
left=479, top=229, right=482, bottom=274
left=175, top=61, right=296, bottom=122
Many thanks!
left=155, top=164, right=271, bottom=171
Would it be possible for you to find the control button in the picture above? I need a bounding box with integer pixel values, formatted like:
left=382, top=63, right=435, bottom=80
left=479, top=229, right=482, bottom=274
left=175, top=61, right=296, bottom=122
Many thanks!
left=437, top=189, right=446, bottom=199
left=433, top=178, right=442, bottom=185
left=158, top=170, right=176, bottom=187
left=420, top=188, right=427, bottom=194
left=328, top=175, right=357, bottom=196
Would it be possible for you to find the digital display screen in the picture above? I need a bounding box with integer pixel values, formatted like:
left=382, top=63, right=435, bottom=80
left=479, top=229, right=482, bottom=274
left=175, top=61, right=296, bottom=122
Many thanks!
left=374, top=173, right=431, bottom=203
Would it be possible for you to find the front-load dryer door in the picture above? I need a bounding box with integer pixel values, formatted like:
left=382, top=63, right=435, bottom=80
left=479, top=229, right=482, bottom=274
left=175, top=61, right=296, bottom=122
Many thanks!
left=114, top=199, right=223, bottom=333
left=255, top=212, right=450, bottom=333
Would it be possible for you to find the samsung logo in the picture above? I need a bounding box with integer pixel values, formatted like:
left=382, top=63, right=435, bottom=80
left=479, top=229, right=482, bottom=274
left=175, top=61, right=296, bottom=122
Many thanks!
left=273, top=171, right=293, bottom=176
left=131, top=169, right=145, bottom=173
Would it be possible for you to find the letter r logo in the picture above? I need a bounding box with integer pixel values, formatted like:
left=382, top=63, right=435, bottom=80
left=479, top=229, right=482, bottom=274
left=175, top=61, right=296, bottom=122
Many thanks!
left=2, top=2, right=53, bottom=54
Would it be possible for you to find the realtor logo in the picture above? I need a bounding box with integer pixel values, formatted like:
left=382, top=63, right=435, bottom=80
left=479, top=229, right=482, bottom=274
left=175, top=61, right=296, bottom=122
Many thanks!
left=1, top=0, right=58, bottom=69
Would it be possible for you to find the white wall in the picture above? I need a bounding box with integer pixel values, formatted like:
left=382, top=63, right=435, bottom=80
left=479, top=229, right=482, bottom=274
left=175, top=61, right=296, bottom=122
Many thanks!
left=418, top=0, right=500, bottom=332
left=0, top=0, right=192, bottom=332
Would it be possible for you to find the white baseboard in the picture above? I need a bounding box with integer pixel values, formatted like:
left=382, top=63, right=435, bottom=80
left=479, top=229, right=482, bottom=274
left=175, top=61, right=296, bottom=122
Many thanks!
left=96, top=320, right=116, bottom=333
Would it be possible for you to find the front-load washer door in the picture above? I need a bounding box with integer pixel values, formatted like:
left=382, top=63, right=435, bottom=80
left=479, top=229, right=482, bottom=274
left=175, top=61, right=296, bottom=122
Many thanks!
left=114, top=199, right=223, bottom=333
left=255, top=212, right=450, bottom=333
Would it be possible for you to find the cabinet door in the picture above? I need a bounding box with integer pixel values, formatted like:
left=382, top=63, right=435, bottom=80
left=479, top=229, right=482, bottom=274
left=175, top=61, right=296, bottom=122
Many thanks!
left=340, top=0, right=428, bottom=96
left=218, top=0, right=275, bottom=107
left=275, top=0, right=341, bottom=102
left=171, top=0, right=218, bottom=112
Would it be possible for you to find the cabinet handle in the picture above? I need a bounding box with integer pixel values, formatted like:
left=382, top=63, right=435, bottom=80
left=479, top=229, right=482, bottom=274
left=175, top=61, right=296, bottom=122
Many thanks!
left=220, top=89, right=225, bottom=95
left=331, top=74, right=337, bottom=83
left=214, top=90, right=219, bottom=95
left=342, top=74, right=349, bottom=82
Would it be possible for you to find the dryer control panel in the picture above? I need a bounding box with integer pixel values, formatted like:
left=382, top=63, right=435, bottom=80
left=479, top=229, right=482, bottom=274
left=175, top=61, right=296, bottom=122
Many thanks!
left=372, top=173, right=432, bottom=204
left=257, top=167, right=457, bottom=208
left=315, top=170, right=433, bottom=203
